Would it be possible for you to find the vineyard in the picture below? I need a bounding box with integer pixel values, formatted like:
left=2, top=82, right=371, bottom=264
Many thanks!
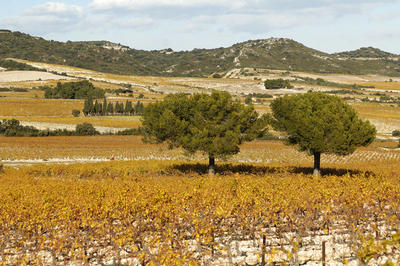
left=0, top=61, right=400, bottom=265
left=0, top=136, right=400, bottom=264
left=0, top=160, right=399, bottom=265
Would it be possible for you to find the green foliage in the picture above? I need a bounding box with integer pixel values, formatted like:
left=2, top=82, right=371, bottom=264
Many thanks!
left=124, top=100, right=134, bottom=115
left=107, top=102, right=114, bottom=115
left=75, top=123, right=98, bottom=136
left=72, top=109, right=80, bottom=117
left=0, top=119, right=39, bottom=136
left=135, top=101, right=144, bottom=115
left=83, top=96, right=93, bottom=116
left=270, top=92, right=376, bottom=156
left=392, top=130, right=400, bottom=137
left=44, top=80, right=104, bottom=99
left=116, top=128, right=144, bottom=136
left=212, top=73, right=222, bottom=78
left=264, top=79, right=292, bottom=89
left=0, top=119, right=142, bottom=137
left=0, top=59, right=44, bottom=71
left=244, top=95, right=252, bottom=105
left=83, top=98, right=141, bottom=116
left=248, top=93, right=273, bottom=98
left=2, top=31, right=400, bottom=77
left=294, top=76, right=375, bottom=89
left=0, top=87, right=28, bottom=92
left=142, top=91, right=267, bottom=160
left=0, top=119, right=73, bottom=136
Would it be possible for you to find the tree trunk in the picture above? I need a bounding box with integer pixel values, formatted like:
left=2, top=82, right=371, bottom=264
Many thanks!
left=208, top=156, right=215, bottom=175
left=313, top=152, right=321, bottom=177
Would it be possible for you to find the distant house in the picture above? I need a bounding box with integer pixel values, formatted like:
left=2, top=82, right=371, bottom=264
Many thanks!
left=0, top=29, right=11, bottom=33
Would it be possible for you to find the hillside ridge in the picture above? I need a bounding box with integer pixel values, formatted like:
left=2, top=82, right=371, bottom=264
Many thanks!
left=1, top=30, right=400, bottom=77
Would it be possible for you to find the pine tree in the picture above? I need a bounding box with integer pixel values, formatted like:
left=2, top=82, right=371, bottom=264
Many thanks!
left=270, top=92, right=376, bottom=176
left=142, top=91, right=267, bottom=174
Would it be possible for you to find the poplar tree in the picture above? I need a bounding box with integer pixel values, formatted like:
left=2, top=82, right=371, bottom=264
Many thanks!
left=94, top=100, right=100, bottom=116
left=125, top=100, right=134, bottom=115
left=102, top=98, right=107, bottom=116
left=107, top=102, right=114, bottom=115
left=83, top=96, right=93, bottom=116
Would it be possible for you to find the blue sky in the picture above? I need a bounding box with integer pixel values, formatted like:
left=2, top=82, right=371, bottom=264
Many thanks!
left=1, top=0, right=400, bottom=54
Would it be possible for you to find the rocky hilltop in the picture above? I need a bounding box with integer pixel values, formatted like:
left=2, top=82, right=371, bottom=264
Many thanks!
left=0, top=31, right=399, bottom=77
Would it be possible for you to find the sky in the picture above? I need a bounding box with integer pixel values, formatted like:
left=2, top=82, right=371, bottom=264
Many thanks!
left=1, top=0, right=400, bottom=54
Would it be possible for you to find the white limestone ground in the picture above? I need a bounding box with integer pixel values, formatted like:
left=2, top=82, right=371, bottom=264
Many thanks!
left=19, top=121, right=127, bottom=134
left=0, top=71, right=74, bottom=82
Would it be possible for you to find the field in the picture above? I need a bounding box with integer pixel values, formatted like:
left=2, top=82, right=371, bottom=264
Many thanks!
left=1, top=151, right=400, bottom=264
left=1, top=59, right=400, bottom=137
left=0, top=62, right=400, bottom=264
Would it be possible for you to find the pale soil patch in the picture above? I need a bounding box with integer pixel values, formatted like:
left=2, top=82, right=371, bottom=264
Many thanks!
left=19, top=121, right=127, bottom=134
left=0, top=71, right=74, bottom=82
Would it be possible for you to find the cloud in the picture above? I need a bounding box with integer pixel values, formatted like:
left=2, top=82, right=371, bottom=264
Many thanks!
left=90, top=0, right=246, bottom=10
left=0, top=2, right=84, bottom=34
left=87, top=0, right=398, bottom=34
left=24, top=2, right=83, bottom=16
left=0, top=0, right=399, bottom=51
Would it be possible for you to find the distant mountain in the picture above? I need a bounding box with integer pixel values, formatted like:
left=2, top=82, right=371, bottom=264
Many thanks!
left=1, top=31, right=400, bottom=77
left=334, top=47, right=398, bottom=59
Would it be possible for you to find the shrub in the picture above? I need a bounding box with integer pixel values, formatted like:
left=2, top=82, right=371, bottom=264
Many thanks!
left=264, top=79, right=292, bottom=90
left=212, top=73, right=222, bottom=78
left=75, top=123, right=98, bottom=136
left=44, top=80, right=104, bottom=99
left=392, top=130, right=400, bottom=137
left=72, top=109, right=80, bottom=117
left=244, top=95, right=252, bottom=105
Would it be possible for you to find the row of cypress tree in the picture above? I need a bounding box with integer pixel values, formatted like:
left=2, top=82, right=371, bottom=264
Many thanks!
left=82, top=97, right=144, bottom=116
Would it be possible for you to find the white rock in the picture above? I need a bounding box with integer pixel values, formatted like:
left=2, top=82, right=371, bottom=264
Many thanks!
left=245, top=254, right=259, bottom=265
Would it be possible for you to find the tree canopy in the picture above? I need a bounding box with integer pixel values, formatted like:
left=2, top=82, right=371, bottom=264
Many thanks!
left=44, top=80, right=104, bottom=99
left=142, top=91, right=267, bottom=174
left=264, top=79, right=292, bottom=90
left=269, top=92, right=376, bottom=176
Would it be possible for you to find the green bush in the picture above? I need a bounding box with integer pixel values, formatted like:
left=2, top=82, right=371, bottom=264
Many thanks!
left=44, top=80, right=104, bottom=99
left=264, top=79, right=292, bottom=90
left=72, top=109, right=80, bottom=117
left=392, top=130, right=400, bottom=137
left=75, top=123, right=98, bottom=136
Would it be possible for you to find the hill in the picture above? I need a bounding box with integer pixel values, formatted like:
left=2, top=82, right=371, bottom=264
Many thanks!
left=1, top=31, right=400, bottom=77
left=334, top=47, right=398, bottom=59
